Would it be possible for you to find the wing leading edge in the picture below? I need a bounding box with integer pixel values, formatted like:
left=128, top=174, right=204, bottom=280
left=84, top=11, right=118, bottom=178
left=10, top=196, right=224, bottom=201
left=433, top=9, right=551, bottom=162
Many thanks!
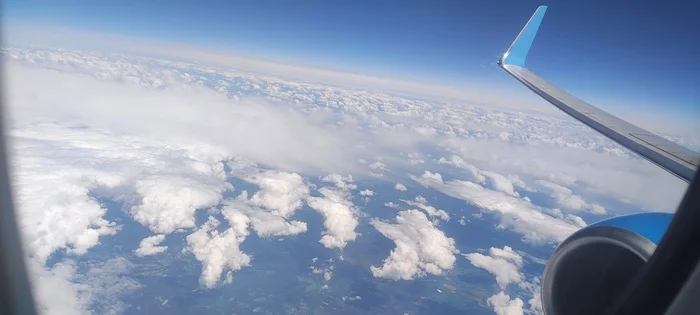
left=498, top=5, right=699, bottom=183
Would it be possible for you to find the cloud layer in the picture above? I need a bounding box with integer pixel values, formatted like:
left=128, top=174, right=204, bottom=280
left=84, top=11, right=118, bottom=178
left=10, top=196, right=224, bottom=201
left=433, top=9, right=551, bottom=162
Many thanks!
left=3, top=46, right=692, bottom=315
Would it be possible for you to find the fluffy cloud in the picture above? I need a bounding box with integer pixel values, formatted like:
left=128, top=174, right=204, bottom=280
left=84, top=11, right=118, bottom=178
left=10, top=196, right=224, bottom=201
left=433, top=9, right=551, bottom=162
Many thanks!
left=307, top=179, right=360, bottom=249
left=184, top=171, right=314, bottom=287
left=135, top=234, right=168, bottom=256
left=130, top=175, right=227, bottom=234
left=224, top=193, right=308, bottom=237
left=28, top=261, right=90, bottom=315
left=184, top=214, right=251, bottom=288
left=360, top=189, right=375, bottom=196
left=28, top=257, right=141, bottom=315
left=413, top=171, right=581, bottom=245
left=465, top=246, right=544, bottom=315
left=209, top=170, right=312, bottom=237
left=463, top=246, right=523, bottom=289
left=384, top=202, right=400, bottom=209
left=7, top=128, right=126, bottom=264
left=520, top=279, right=544, bottom=314
left=321, top=174, right=358, bottom=190
left=370, top=210, right=457, bottom=280
left=243, top=171, right=310, bottom=218
left=394, top=183, right=407, bottom=191
left=487, top=292, right=525, bottom=315
left=401, top=196, right=450, bottom=221
left=9, top=120, right=237, bottom=260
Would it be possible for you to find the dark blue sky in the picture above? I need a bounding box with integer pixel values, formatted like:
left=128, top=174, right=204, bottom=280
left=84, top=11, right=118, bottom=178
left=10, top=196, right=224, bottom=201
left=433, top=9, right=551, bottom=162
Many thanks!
left=4, top=0, right=699, bottom=130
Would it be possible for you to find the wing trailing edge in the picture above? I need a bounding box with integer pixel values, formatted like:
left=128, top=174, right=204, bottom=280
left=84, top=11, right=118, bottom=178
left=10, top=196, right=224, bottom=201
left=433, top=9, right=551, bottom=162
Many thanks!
left=498, top=5, right=698, bottom=183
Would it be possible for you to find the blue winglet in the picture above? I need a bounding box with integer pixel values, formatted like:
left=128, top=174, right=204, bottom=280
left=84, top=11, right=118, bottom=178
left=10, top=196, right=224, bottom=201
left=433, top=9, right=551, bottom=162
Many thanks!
left=500, top=5, right=548, bottom=67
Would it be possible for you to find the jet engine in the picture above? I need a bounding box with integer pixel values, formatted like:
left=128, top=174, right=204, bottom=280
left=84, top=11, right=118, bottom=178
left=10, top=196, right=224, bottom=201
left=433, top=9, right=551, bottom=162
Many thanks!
left=541, top=213, right=672, bottom=314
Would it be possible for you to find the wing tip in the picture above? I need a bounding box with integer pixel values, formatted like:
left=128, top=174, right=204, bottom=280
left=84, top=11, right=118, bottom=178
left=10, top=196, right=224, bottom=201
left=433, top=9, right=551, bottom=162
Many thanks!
left=500, top=5, right=548, bottom=67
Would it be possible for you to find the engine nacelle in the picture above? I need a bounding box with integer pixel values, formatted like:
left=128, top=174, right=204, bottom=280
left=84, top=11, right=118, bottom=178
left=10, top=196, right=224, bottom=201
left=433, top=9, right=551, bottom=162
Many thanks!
left=541, top=212, right=672, bottom=314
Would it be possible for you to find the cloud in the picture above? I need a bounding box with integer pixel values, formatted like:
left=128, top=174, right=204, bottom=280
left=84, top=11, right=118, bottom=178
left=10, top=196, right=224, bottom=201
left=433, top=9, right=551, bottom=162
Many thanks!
left=401, top=196, right=450, bottom=221
left=135, top=234, right=168, bottom=256
left=520, top=278, right=544, bottom=314
left=370, top=210, right=457, bottom=280
left=309, top=258, right=334, bottom=289
left=536, top=180, right=606, bottom=214
left=439, top=136, right=686, bottom=212
left=29, top=260, right=90, bottom=315
left=360, top=189, right=375, bottom=196
left=439, top=155, right=520, bottom=196
left=243, top=171, right=310, bottom=218
left=370, top=161, right=386, bottom=171
left=7, top=127, right=126, bottom=264
left=438, top=155, right=486, bottom=183
left=129, top=175, right=227, bottom=234
left=211, top=170, right=312, bottom=237
left=28, top=257, right=142, bottom=315
left=463, top=246, right=523, bottom=289
left=5, top=28, right=549, bottom=117
left=6, top=60, right=365, bottom=175
left=394, top=183, right=407, bottom=191
left=465, top=245, right=544, bottom=315
left=407, top=152, right=425, bottom=165
left=224, top=193, right=308, bottom=237
left=184, top=171, right=316, bottom=287
left=7, top=116, right=238, bottom=264
left=184, top=214, right=251, bottom=288
left=6, top=56, right=362, bottom=273
left=487, top=292, right=525, bottom=315
left=384, top=202, right=400, bottom=209
left=413, top=171, right=581, bottom=245
left=307, top=179, right=360, bottom=249
left=321, top=174, right=358, bottom=190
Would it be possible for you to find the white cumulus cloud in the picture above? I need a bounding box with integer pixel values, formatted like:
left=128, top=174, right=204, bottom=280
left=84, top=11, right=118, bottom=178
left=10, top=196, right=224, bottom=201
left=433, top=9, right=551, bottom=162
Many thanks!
left=463, top=246, right=523, bottom=289
left=130, top=175, right=227, bottom=234
left=225, top=193, right=308, bottom=237
left=488, top=291, right=525, bottom=315
left=184, top=213, right=251, bottom=288
left=135, top=234, right=168, bottom=256
left=360, top=189, right=375, bottom=196
left=307, top=186, right=359, bottom=249
left=401, top=195, right=450, bottom=221
left=370, top=210, right=458, bottom=280
left=243, top=171, right=310, bottom=218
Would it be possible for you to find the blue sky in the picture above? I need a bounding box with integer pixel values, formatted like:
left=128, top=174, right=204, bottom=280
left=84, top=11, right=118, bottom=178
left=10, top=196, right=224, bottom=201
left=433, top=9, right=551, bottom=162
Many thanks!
left=4, top=0, right=699, bottom=134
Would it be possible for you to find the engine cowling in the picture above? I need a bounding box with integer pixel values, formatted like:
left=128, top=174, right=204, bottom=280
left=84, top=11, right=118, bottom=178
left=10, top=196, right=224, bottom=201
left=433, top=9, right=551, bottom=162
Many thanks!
left=541, top=212, right=672, bottom=314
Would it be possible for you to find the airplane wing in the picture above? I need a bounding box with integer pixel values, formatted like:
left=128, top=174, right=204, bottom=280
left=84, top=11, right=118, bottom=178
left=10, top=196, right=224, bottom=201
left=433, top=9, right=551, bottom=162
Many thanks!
left=498, top=5, right=699, bottom=183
